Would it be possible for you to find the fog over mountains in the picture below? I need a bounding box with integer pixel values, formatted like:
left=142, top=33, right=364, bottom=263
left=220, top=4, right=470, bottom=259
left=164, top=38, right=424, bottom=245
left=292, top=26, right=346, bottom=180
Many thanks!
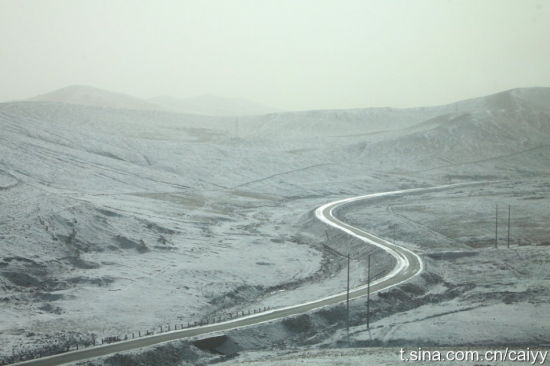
left=28, top=85, right=281, bottom=116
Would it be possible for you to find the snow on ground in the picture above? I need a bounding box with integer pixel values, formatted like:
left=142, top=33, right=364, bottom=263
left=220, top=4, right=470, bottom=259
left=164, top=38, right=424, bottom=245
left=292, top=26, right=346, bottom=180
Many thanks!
left=1, top=87, right=550, bottom=362
left=0, top=182, right=325, bottom=353
left=0, top=172, right=17, bottom=189
left=314, top=181, right=550, bottom=347
left=69, top=181, right=550, bottom=366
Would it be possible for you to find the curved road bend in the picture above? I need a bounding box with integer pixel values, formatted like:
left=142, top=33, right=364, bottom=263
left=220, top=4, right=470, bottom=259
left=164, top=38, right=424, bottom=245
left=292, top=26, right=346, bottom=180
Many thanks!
left=12, top=183, right=471, bottom=366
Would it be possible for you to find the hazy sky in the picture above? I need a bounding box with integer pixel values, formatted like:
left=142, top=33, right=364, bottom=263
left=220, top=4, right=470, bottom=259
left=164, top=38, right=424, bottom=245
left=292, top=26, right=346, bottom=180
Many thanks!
left=1, top=0, right=549, bottom=110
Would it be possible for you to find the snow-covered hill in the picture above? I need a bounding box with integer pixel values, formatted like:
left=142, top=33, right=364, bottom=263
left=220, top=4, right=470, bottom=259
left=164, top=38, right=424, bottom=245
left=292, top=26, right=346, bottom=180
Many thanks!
left=237, top=87, right=550, bottom=141
left=29, top=85, right=160, bottom=111
left=352, top=88, right=550, bottom=172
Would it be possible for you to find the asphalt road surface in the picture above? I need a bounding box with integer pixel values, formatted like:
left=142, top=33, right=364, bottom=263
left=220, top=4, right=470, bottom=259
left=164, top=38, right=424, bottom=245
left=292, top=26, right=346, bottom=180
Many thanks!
left=12, top=184, right=468, bottom=366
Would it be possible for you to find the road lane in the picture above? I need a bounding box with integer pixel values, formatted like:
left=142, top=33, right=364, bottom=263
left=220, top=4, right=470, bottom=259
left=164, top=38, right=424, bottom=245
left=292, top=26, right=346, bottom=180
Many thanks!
left=12, top=183, right=470, bottom=366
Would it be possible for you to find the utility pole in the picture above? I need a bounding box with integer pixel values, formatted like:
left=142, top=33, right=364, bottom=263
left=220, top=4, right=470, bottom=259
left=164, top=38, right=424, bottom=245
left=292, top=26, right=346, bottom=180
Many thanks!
left=507, top=205, right=511, bottom=248
left=495, top=204, right=498, bottom=248
left=346, top=253, right=350, bottom=345
left=366, top=254, right=371, bottom=330
left=324, top=240, right=353, bottom=345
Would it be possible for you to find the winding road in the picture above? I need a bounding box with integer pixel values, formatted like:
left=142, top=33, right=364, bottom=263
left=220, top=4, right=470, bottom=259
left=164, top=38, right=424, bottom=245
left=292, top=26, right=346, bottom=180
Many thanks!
left=12, top=184, right=465, bottom=366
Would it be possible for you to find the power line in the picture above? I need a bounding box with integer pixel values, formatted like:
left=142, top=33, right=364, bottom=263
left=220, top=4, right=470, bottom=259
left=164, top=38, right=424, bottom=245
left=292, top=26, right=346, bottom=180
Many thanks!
left=324, top=231, right=376, bottom=343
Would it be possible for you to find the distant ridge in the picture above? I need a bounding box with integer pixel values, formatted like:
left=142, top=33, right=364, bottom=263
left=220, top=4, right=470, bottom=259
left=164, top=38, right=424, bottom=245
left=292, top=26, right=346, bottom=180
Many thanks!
left=24, top=85, right=550, bottom=124
left=27, top=85, right=281, bottom=116
left=29, top=85, right=160, bottom=111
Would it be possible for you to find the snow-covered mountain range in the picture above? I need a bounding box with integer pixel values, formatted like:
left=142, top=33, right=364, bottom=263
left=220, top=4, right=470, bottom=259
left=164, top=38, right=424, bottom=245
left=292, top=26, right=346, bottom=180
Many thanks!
left=1, top=86, right=549, bottom=359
